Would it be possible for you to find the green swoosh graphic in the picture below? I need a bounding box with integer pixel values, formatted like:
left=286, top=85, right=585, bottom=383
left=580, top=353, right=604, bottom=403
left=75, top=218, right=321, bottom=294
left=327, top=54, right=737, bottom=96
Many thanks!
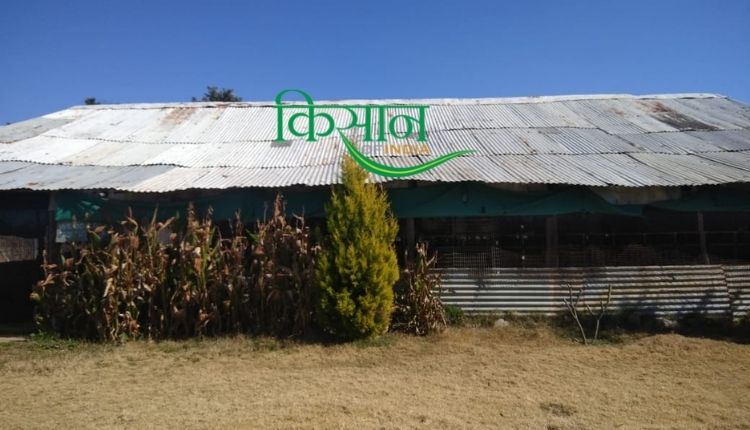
left=338, top=130, right=475, bottom=178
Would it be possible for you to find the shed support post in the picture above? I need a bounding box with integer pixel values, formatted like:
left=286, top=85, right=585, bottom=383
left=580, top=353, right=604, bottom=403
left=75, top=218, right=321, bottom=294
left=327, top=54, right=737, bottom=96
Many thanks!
left=697, top=211, right=710, bottom=264
left=405, top=218, right=415, bottom=258
left=545, top=215, right=559, bottom=267
left=45, top=192, right=58, bottom=264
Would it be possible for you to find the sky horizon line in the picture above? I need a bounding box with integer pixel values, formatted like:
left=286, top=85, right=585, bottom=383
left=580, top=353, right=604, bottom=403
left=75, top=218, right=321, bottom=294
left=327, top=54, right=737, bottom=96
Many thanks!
left=2, top=0, right=748, bottom=124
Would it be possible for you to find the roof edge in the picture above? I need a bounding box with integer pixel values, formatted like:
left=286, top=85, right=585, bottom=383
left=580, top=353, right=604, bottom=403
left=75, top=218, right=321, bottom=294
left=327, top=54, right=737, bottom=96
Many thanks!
left=66, top=93, right=727, bottom=110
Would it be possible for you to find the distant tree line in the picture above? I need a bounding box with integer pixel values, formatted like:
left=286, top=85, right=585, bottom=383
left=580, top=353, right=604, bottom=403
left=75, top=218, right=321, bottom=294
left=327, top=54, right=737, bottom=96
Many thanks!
left=82, top=86, right=243, bottom=106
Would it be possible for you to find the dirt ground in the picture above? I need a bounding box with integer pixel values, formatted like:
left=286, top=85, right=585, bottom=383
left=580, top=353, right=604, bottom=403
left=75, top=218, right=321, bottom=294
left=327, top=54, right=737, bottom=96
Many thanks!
left=0, top=326, right=748, bottom=429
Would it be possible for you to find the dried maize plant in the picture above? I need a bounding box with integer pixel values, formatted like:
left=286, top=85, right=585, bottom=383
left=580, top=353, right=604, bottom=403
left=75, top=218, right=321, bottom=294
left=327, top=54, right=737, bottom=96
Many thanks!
left=216, top=212, right=250, bottom=333
left=145, top=207, right=251, bottom=338
left=31, top=245, right=89, bottom=337
left=82, top=212, right=167, bottom=341
left=248, top=194, right=319, bottom=336
left=90, top=224, right=130, bottom=341
left=166, top=204, right=224, bottom=337
left=32, top=200, right=320, bottom=340
left=107, top=214, right=158, bottom=341
left=92, top=210, right=174, bottom=341
left=71, top=230, right=114, bottom=339
left=138, top=211, right=174, bottom=339
left=391, top=243, right=447, bottom=335
left=31, top=224, right=128, bottom=340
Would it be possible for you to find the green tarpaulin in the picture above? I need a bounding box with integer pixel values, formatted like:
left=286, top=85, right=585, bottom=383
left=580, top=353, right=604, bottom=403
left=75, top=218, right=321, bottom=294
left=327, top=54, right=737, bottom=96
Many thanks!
left=651, top=188, right=750, bottom=212
left=387, top=184, right=642, bottom=217
left=54, top=189, right=330, bottom=224
left=55, top=184, right=749, bottom=224
left=54, top=183, right=645, bottom=223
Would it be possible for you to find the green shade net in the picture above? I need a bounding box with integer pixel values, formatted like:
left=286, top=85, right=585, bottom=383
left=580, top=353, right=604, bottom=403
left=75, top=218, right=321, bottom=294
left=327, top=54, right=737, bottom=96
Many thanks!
left=387, top=183, right=642, bottom=217
left=57, top=184, right=750, bottom=224
left=55, top=184, right=645, bottom=223
left=55, top=189, right=329, bottom=223
left=651, top=188, right=750, bottom=212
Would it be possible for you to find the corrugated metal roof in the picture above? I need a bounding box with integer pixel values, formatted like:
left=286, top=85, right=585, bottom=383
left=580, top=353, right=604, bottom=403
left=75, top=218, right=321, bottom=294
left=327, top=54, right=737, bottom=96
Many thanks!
left=0, top=93, right=749, bottom=191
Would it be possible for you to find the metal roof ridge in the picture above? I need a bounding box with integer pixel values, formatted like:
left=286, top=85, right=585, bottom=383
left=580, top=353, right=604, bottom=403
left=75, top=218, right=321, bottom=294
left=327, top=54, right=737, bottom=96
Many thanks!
left=66, top=93, right=726, bottom=110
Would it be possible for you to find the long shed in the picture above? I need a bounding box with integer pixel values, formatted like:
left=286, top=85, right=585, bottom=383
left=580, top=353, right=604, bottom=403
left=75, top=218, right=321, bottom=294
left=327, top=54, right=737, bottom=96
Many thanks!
left=1, top=93, right=749, bottom=320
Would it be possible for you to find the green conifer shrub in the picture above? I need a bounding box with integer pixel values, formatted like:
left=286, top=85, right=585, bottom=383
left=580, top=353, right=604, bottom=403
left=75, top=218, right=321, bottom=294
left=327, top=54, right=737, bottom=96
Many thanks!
left=315, top=156, right=399, bottom=339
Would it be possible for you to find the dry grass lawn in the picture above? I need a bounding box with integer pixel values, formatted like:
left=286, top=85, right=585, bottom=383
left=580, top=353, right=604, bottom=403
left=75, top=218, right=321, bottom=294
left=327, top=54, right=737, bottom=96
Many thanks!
left=1, top=325, right=749, bottom=429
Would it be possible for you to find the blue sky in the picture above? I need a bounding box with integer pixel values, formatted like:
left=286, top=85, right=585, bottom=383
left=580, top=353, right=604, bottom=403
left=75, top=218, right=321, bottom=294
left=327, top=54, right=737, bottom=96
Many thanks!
left=1, top=0, right=748, bottom=124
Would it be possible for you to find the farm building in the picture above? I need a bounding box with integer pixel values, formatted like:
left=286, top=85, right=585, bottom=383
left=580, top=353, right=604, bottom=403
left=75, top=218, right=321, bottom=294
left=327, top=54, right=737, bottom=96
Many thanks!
left=1, top=93, right=749, bottom=321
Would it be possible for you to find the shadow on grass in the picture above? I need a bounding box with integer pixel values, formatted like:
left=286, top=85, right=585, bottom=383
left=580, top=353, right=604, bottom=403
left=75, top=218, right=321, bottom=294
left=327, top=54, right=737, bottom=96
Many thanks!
left=670, top=314, right=750, bottom=344
left=18, top=310, right=748, bottom=349
left=450, top=311, right=750, bottom=345
left=18, top=324, right=402, bottom=353
left=559, top=311, right=750, bottom=345
left=0, top=321, right=35, bottom=337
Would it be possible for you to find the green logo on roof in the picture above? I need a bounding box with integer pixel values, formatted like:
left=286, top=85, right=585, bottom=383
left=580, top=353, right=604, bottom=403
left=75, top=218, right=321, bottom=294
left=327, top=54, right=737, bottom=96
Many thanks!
left=274, top=89, right=473, bottom=178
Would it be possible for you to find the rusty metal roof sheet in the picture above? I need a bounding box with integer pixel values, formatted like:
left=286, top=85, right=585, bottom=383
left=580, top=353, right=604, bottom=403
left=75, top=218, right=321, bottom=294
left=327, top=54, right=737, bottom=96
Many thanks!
left=0, top=93, right=749, bottom=191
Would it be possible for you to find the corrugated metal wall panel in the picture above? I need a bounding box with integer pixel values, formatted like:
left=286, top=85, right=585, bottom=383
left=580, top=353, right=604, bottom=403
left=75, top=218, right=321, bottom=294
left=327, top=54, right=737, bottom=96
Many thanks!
left=724, top=265, right=750, bottom=319
left=438, top=265, right=746, bottom=316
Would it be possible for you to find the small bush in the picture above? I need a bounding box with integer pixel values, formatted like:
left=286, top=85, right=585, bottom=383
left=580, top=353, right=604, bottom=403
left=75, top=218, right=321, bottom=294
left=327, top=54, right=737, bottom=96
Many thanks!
left=315, top=156, right=399, bottom=340
left=444, top=305, right=465, bottom=326
left=391, top=243, right=447, bottom=335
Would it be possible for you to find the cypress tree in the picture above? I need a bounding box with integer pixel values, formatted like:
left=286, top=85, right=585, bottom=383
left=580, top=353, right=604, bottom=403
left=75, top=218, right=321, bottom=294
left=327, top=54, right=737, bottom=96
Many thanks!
left=315, top=156, right=399, bottom=339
